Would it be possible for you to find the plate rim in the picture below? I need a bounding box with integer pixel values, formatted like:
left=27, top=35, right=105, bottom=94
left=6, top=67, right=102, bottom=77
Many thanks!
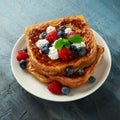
left=11, top=29, right=112, bottom=102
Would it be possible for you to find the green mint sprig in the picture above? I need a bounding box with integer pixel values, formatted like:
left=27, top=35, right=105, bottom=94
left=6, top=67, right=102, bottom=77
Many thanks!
left=55, top=34, right=83, bottom=50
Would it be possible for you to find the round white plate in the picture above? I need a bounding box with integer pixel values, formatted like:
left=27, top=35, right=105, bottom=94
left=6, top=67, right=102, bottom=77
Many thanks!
left=11, top=29, right=111, bottom=102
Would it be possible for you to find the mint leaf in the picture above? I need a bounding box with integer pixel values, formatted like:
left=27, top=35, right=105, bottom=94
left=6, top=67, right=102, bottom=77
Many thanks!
left=55, top=38, right=71, bottom=50
left=55, top=39, right=64, bottom=50
left=68, top=34, right=83, bottom=43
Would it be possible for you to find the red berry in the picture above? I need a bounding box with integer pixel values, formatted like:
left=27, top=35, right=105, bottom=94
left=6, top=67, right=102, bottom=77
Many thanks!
left=45, top=31, right=58, bottom=44
left=16, top=54, right=21, bottom=61
left=67, top=31, right=77, bottom=38
left=58, top=47, right=72, bottom=60
left=16, top=50, right=29, bottom=61
left=48, top=81, right=62, bottom=95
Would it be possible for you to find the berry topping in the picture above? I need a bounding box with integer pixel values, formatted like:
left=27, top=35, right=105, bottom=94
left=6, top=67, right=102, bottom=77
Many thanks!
left=39, top=32, right=47, bottom=39
left=41, top=44, right=49, bottom=54
left=67, top=31, right=77, bottom=38
left=58, top=47, right=72, bottom=60
left=77, top=47, right=86, bottom=57
left=58, top=30, right=66, bottom=38
left=65, top=66, right=74, bottom=76
left=61, top=86, right=70, bottom=95
left=16, top=50, right=29, bottom=61
left=89, top=76, right=96, bottom=83
left=19, top=59, right=26, bottom=69
left=48, top=81, right=62, bottom=95
left=22, top=47, right=27, bottom=52
left=78, top=68, right=85, bottom=76
left=59, top=26, right=66, bottom=31
left=45, top=31, right=58, bottom=44
left=70, top=44, right=77, bottom=54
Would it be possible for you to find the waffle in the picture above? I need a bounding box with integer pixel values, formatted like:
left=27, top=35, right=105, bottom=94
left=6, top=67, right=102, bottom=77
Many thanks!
left=25, top=15, right=97, bottom=75
left=25, top=15, right=104, bottom=88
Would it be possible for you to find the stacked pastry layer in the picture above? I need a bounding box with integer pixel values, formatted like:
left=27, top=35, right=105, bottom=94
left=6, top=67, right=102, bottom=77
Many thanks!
left=25, top=15, right=104, bottom=88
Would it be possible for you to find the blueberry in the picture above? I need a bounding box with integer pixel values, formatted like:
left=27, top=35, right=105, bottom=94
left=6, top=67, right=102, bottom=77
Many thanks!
left=66, top=67, right=74, bottom=76
left=58, top=30, right=66, bottom=38
left=61, top=86, right=70, bottom=95
left=59, top=26, right=66, bottom=31
left=41, top=45, right=49, bottom=54
left=22, top=47, right=27, bottom=52
left=89, top=76, right=96, bottom=83
left=78, top=68, right=85, bottom=75
left=77, top=47, right=86, bottom=57
left=70, top=44, right=77, bottom=54
left=19, top=59, right=26, bottom=69
left=39, top=32, right=47, bottom=39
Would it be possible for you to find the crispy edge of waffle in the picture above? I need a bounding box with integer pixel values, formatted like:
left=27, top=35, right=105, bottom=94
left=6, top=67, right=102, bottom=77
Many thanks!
left=25, top=15, right=97, bottom=75
left=26, top=45, right=104, bottom=88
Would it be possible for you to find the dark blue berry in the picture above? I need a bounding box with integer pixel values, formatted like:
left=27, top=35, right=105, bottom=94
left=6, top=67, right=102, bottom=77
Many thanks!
left=78, top=68, right=85, bottom=75
left=41, top=45, right=49, bottom=54
left=23, top=47, right=27, bottom=52
left=61, top=86, right=70, bottom=95
left=58, top=30, right=66, bottom=38
left=77, top=47, right=86, bottom=57
left=19, top=59, right=26, bottom=69
left=59, top=26, right=66, bottom=31
left=39, top=32, right=47, bottom=39
left=66, top=67, right=74, bottom=76
left=70, top=44, right=77, bottom=54
left=89, top=76, right=96, bottom=83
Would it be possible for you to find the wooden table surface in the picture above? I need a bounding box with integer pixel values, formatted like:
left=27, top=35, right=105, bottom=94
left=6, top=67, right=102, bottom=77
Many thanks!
left=0, top=0, right=120, bottom=120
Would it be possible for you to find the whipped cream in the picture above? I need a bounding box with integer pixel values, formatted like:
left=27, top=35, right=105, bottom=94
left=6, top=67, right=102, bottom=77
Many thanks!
left=65, top=28, right=72, bottom=34
left=72, top=42, right=86, bottom=48
left=48, top=46, right=59, bottom=60
left=46, top=26, right=56, bottom=33
left=36, top=39, right=49, bottom=48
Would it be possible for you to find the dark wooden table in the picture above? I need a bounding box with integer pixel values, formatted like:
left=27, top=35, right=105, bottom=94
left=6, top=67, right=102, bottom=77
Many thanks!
left=0, top=0, right=120, bottom=120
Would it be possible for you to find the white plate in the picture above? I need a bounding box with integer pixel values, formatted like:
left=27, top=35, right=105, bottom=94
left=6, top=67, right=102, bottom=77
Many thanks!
left=11, top=29, right=111, bottom=102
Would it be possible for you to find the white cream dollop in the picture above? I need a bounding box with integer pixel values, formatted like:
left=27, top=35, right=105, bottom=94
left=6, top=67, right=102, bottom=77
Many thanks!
left=46, top=26, right=56, bottom=33
left=72, top=42, right=86, bottom=48
left=65, top=28, right=72, bottom=34
left=35, top=39, right=49, bottom=48
left=48, top=46, right=59, bottom=60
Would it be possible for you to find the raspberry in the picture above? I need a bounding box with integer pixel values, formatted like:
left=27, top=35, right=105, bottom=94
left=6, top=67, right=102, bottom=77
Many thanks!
left=16, top=50, right=29, bottom=61
left=48, top=81, right=62, bottom=95
left=67, top=31, right=77, bottom=38
left=45, top=31, right=58, bottom=44
left=58, top=47, right=72, bottom=60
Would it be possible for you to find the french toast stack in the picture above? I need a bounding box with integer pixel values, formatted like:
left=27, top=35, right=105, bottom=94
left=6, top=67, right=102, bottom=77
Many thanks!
left=25, top=15, right=104, bottom=88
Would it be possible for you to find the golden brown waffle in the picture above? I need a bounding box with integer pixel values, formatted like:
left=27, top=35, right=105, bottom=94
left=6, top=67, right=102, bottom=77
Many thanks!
left=25, top=15, right=97, bottom=75
left=26, top=45, right=104, bottom=88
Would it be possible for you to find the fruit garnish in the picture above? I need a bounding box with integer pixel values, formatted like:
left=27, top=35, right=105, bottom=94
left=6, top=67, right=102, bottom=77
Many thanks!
left=41, top=44, right=49, bottom=54
left=16, top=50, right=29, bottom=61
left=77, top=47, right=86, bottom=56
left=19, top=59, right=26, bottom=69
left=65, top=66, right=74, bottom=76
left=88, top=76, right=96, bottom=83
left=58, top=30, right=66, bottom=38
left=67, top=31, right=77, bottom=37
left=48, top=81, right=62, bottom=95
left=61, top=86, right=70, bottom=95
left=77, top=68, right=85, bottom=75
left=45, top=31, right=58, bottom=44
left=39, top=32, right=47, bottom=39
left=58, top=47, right=72, bottom=60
